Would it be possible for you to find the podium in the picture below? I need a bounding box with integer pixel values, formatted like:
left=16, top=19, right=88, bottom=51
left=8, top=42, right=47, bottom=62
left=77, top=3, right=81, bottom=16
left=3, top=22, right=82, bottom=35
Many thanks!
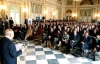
left=17, top=57, right=20, bottom=64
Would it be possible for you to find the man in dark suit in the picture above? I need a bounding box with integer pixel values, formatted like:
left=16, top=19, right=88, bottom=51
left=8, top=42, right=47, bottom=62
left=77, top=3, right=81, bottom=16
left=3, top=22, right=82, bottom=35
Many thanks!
left=0, top=29, right=22, bottom=64
left=9, top=17, right=14, bottom=28
left=80, top=32, right=92, bottom=56
left=70, top=30, right=80, bottom=50
left=42, top=27, right=54, bottom=47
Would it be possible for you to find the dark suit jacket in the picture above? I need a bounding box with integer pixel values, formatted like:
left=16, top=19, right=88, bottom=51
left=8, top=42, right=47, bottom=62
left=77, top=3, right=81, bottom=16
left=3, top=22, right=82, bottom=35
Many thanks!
left=81, top=36, right=92, bottom=45
left=0, top=37, right=22, bottom=64
left=91, top=37, right=100, bottom=48
left=69, top=34, right=80, bottom=43
left=9, top=20, right=14, bottom=27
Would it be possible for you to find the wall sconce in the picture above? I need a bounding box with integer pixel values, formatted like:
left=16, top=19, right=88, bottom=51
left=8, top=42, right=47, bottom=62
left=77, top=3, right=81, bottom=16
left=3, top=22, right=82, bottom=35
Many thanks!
left=72, top=13, right=77, bottom=20
left=72, top=13, right=77, bottom=17
left=94, top=12, right=100, bottom=20
left=23, top=2, right=28, bottom=19
left=0, top=1, right=6, bottom=21
left=0, top=4, right=6, bottom=10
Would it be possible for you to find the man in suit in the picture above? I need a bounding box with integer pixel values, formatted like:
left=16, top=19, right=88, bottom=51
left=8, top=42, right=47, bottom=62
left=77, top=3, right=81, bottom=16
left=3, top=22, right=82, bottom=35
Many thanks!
left=42, top=27, right=54, bottom=47
left=80, top=32, right=92, bottom=56
left=9, top=17, right=14, bottom=28
left=0, top=29, right=22, bottom=64
left=70, top=30, right=80, bottom=50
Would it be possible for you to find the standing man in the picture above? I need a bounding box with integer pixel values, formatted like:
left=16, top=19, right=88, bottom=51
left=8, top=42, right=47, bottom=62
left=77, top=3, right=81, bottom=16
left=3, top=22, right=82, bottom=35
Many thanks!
left=24, top=19, right=28, bottom=27
left=0, top=29, right=22, bottom=64
left=9, top=17, right=14, bottom=28
left=4, top=15, right=9, bottom=29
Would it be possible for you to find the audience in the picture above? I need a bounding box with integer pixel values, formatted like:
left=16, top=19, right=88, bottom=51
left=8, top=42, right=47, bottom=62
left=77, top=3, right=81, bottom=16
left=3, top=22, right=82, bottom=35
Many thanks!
left=1, top=19, right=100, bottom=61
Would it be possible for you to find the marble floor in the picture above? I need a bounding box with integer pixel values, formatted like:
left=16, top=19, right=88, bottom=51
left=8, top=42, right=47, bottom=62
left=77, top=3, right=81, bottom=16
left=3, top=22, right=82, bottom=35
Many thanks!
left=19, top=41, right=100, bottom=64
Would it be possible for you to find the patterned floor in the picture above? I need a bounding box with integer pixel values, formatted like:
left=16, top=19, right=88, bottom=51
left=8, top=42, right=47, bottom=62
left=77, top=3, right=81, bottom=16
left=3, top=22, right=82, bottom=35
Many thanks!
left=19, top=41, right=100, bottom=64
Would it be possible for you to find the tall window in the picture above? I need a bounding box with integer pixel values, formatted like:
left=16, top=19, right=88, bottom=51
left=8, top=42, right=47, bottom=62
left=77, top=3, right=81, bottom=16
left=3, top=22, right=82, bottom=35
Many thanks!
left=10, top=6, right=21, bottom=24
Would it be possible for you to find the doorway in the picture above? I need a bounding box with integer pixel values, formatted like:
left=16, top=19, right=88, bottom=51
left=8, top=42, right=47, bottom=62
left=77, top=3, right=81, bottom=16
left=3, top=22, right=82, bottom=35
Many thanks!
left=9, top=6, right=21, bottom=24
left=66, top=16, right=71, bottom=21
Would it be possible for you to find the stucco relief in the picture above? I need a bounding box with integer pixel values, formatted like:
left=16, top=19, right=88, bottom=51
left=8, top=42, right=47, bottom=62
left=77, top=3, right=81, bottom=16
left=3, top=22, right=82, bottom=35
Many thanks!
left=67, top=0, right=73, bottom=5
left=7, top=0, right=21, bottom=5
left=57, top=0, right=62, bottom=5
left=92, top=0, right=98, bottom=4
left=80, top=0, right=93, bottom=5
left=80, top=9, right=92, bottom=16
left=35, top=5, right=42, bottom=14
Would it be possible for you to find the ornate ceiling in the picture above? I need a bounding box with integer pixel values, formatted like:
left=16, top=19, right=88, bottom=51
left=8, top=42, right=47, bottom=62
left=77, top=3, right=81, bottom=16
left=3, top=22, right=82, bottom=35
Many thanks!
left=80, top=0, right=93, bottom=5
left=66, top=0, right=100, bottom=5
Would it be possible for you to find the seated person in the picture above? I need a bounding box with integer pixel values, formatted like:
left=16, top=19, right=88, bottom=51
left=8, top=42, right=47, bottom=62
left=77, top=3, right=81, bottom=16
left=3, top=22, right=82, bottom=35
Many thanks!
left=19, top=24, right=27, bottom=39
left=91, top=28, right=98, bottom=37
left=17, top=24, right=24, bottom=40
left=70, top=30, right=80, bottom=50
left=13, top=24, right=21, bottom=39
left=24, top=26, right=33, bottom=41
left=95, top=35, right=100, bottom=52
left=53, top=30, right=62, bottom=47
left=80, top=32, right=92, bottom=56
left=42, top=27, right=54, bottom=47
left=90, top=34, right=100, bottom=61
left=56, top=31, right=69, bottom=49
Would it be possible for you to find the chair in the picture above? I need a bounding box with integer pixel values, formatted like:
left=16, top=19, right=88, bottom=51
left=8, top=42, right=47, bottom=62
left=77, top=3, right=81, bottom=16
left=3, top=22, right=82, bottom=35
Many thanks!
left=33, top=27, right=43, bottom=44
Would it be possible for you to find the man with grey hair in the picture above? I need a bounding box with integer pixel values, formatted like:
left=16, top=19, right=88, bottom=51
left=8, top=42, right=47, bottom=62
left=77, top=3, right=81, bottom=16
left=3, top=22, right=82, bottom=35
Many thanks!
left=0, top=29, right=22, bottom=64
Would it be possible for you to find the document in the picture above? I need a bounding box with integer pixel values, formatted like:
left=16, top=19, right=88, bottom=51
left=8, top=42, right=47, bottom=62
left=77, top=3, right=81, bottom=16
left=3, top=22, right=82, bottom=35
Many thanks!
left=15, top=43, right=23, bottom=51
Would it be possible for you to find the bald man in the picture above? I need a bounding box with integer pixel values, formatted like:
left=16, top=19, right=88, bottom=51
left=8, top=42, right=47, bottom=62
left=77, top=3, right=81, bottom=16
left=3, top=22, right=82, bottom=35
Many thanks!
left=0, top=29, right=22, bottom=64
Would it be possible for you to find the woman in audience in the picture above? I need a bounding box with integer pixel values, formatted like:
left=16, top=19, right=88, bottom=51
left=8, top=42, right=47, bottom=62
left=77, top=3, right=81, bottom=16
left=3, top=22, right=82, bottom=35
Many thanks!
left=55, top=31, right=70, bottom=51
left=90, top=34, right=100, bottom=61
left=53, top=30, right=62, bottom=46
left=24, top=26, right=33, bottom=41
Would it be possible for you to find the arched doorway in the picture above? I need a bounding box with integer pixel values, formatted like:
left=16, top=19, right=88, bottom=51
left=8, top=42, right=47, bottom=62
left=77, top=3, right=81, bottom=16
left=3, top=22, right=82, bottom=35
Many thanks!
left=66, top=9, right=72, bottom=21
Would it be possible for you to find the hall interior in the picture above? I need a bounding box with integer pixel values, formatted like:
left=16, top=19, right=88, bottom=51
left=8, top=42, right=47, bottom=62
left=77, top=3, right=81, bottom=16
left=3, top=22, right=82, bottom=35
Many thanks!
left=0, top=0, right=100, bottom=64
left=0, top=0, right=100, bottom=23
